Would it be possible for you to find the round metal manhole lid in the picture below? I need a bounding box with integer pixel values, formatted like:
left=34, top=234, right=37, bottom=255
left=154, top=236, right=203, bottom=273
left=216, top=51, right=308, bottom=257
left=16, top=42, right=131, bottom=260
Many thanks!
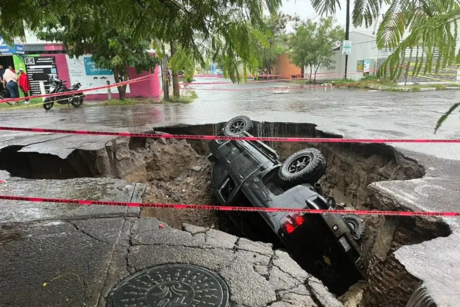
left=107, top=263, right=229, bottom=307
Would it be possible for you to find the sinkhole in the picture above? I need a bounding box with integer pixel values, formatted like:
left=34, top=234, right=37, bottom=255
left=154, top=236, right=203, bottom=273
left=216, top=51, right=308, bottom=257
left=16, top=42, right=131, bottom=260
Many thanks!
left=0, top=120, right=450, bottom=307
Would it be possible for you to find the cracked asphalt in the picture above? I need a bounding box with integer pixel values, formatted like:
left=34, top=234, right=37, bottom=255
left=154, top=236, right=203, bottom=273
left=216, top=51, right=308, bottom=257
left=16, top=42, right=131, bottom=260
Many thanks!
left=0, top=171, right=341, bottom=307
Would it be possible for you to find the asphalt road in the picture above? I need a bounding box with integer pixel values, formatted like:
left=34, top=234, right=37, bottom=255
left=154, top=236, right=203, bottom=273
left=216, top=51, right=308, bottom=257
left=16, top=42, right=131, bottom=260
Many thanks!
left=0, top=79, right=459, bottom=160
left=1, top=79, right=460, bottom=306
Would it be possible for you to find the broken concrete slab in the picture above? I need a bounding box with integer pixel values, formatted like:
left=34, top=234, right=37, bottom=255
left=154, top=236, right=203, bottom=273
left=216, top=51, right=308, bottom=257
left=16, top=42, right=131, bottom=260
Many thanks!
left=0, top=176, right=143, bottom=224
left=394, top=230, right=460, bottom=307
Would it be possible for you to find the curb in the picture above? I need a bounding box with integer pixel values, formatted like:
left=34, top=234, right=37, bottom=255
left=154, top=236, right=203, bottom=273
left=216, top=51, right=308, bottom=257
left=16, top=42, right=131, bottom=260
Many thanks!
left=334, top=84, right=460, bottom=92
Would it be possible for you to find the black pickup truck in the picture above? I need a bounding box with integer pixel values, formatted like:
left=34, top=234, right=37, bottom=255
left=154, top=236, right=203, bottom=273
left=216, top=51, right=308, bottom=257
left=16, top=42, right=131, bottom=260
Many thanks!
left=208, top=116, right=366, bottom=294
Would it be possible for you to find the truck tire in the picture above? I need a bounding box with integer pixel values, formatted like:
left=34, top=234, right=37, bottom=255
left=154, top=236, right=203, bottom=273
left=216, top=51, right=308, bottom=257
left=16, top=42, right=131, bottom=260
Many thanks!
left=343, top=215, right=364, bottom=241
left=279, top=148, right=326, bottom=185
left=223, top=116, right=253, bottom=136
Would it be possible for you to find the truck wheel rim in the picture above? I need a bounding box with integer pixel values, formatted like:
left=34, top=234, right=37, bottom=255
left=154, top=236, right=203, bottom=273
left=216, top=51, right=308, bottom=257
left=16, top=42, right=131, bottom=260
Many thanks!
left=288, top=156, right=311, bottom=173
left=229, top=120, right=246, bottom=133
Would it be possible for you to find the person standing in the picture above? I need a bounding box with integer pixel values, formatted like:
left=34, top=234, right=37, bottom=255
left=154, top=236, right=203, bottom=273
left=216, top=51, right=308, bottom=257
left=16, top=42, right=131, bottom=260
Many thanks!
left=18, top=69, right=30, bottom=104
left=0, top=65, right=5, bottom=91
left=8, top=66, right=15, bottom=74
left=3, top=68, right=19, bottom=104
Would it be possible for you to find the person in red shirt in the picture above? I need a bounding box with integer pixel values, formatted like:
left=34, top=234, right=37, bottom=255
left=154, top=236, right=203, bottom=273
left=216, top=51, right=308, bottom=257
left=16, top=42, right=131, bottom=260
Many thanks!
left=18, top=69, right=30, bottom=105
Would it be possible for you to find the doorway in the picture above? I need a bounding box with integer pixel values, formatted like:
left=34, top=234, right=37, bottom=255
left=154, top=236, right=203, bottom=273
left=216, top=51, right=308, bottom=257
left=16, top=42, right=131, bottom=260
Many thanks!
left=0, top=55, right=15, bottom=71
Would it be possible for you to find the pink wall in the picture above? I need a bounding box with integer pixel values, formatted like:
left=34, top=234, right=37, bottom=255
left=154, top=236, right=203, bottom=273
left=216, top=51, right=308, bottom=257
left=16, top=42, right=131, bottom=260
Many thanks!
left=86, top=66, right=161, bottom=101
left=39, top=54, right=161, bottom=101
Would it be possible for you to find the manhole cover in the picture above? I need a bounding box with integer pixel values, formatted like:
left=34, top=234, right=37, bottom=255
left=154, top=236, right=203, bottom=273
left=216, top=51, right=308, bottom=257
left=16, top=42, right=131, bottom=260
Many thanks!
left=107, top=263, right=229, bottom=307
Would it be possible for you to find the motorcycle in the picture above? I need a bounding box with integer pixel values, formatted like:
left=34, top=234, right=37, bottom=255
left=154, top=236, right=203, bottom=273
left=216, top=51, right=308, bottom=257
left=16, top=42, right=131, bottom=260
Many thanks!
left=43, top=75, right=84, bottom=110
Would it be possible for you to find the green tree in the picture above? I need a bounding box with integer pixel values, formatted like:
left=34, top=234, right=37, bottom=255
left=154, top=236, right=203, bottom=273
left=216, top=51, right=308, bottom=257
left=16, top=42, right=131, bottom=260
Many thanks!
left=38, top=12, right=159, bottom=100
left=258, top=13, right=299, bottom=75
left=1, top=0, right=282, bottom=99
left=289, top=17, right=344, bottom=82
left=147, top=0, right=282, bottom=97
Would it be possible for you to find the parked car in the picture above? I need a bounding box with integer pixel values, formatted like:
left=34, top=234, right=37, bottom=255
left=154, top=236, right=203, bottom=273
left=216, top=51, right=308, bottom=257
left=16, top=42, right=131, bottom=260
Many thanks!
left=208, top=115, right=366, bottom=294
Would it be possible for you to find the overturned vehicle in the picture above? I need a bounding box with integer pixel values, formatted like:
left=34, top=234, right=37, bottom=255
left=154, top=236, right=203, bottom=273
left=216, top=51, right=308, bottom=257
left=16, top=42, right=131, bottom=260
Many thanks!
left=208, top=116, right=366, bottom=294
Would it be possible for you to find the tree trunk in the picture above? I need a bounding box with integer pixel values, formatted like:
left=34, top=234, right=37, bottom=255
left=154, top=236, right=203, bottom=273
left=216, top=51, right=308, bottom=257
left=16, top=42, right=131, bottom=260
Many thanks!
left=113, top=66, right=128, bottom=100
left=118, top=85, right=127, bottom=100
left=161, top=46, right=170, bottom=101
left=301, top=66, right=305, bottom=79
left=314, top=63, right=321, bottom=83
left=170, top=42, right=180, bottom=97
left=309, top=66, right=312, bottom=82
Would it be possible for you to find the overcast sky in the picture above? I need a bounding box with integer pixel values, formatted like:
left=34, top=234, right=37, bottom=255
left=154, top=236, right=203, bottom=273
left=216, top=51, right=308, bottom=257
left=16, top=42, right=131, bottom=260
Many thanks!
left=280, top=0, right=389, bottom=35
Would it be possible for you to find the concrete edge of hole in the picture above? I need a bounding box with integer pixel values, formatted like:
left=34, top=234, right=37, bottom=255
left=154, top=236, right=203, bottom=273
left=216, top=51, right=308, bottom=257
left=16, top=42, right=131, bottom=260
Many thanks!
left=151, top=121, right=460, bottom=307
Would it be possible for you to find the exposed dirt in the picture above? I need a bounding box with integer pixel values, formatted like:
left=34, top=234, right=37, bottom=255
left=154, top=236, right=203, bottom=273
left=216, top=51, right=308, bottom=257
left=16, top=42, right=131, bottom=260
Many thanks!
left=124, top=137, right=218, bottom=229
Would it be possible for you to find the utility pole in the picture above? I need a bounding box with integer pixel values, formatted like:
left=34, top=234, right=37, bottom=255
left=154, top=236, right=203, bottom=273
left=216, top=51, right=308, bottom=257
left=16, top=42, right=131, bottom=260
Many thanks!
left=344, top=0, right=350, bottom=79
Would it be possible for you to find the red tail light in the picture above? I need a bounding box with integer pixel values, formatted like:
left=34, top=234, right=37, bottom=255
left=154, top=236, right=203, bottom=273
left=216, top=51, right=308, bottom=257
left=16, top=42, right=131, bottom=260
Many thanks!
left=283, top=214, right=305, bottom=234
left=284, top=223, right=295, bottom=234
left=294, top=215, right=305, bottom=226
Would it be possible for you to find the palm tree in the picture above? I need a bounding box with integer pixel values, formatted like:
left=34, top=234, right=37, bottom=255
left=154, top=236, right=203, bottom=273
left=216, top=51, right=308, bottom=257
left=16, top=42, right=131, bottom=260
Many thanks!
left=310, top=0, right=460, bottom=129
left=310, top=0, right=385, bottom=78
left=310, top=0, right=460, bottom=78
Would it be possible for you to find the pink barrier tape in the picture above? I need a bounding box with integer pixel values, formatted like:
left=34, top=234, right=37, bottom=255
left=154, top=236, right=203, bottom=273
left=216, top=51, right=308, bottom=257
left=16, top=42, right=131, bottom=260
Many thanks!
left=1, top=195, right=459, bottom=217
left=0, top=74, right=154, bottom=104
left=0, top=126, right=459, bottom=144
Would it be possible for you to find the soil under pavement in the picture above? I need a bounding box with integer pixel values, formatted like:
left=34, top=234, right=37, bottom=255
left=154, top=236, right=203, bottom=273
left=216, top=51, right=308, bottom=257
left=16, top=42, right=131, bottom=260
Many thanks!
left=124, top=137, right=219, bottom=229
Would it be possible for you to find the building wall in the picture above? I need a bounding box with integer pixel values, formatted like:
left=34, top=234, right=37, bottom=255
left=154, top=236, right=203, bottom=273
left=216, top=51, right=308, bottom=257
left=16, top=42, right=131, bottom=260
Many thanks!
left=314, top=32, right=379, bottom=81
left=20, top=53, right=161, bottom=100
left=273, top=54, right=301, bottom=78
left=87, top=66, right=161, bottom=100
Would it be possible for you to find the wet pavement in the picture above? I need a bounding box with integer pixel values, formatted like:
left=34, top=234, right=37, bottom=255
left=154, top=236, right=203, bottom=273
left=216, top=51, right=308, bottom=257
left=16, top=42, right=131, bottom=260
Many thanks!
left=0, top=177, right=342, bottom=306
left=0, top=79, right=459, bottom=160
left=1, top=79, right=460, bottom=306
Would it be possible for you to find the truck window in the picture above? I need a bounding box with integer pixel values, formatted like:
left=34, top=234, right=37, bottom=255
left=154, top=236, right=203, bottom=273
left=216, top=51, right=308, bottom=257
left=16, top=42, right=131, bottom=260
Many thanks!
left=219, top=177, right=236, bottom=201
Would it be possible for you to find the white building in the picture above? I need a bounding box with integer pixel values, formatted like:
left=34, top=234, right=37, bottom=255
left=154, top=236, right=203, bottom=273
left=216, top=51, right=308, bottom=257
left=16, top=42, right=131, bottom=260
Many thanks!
left=313, top=31, right=381, bottom=81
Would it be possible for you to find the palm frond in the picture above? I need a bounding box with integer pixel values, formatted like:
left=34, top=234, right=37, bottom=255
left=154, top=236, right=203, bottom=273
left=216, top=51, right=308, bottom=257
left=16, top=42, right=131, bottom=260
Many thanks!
left=352, top=0, right=389, bottom=28
left=434, top=103, right=460, bottom=133
left=377, top=0, right=460, bottom=80
left=310, top=0, right=342, bottom=16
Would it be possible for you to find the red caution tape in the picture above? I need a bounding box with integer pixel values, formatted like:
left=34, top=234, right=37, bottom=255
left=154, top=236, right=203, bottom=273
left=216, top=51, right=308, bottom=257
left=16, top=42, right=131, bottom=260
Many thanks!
left=0, top=126, right=458, bottom=143
left=0, top=195, right=458, bottom=217
left=0, top=74, right=154, bottom=104
left=182, top=84, right=328, bottom=92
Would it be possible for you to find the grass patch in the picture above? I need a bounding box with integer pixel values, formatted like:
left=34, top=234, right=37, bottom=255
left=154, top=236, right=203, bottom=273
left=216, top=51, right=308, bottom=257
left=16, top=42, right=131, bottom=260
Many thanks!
left=382, top=87, right=407, bottom=92
left=0, top=97, right=161, bottom=111
left=165, top=96, right=194, bottom=103
left=331, top=78, right=357, bottom=85
left=0, top=98, right=50, bottom=111
left=162, top=90, right=198, bottom=104
left=332, top=76, right=401, bottom=90
left=434, top=84, right=447, bottom=90
left=101, top=98, right=152, bottom=106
